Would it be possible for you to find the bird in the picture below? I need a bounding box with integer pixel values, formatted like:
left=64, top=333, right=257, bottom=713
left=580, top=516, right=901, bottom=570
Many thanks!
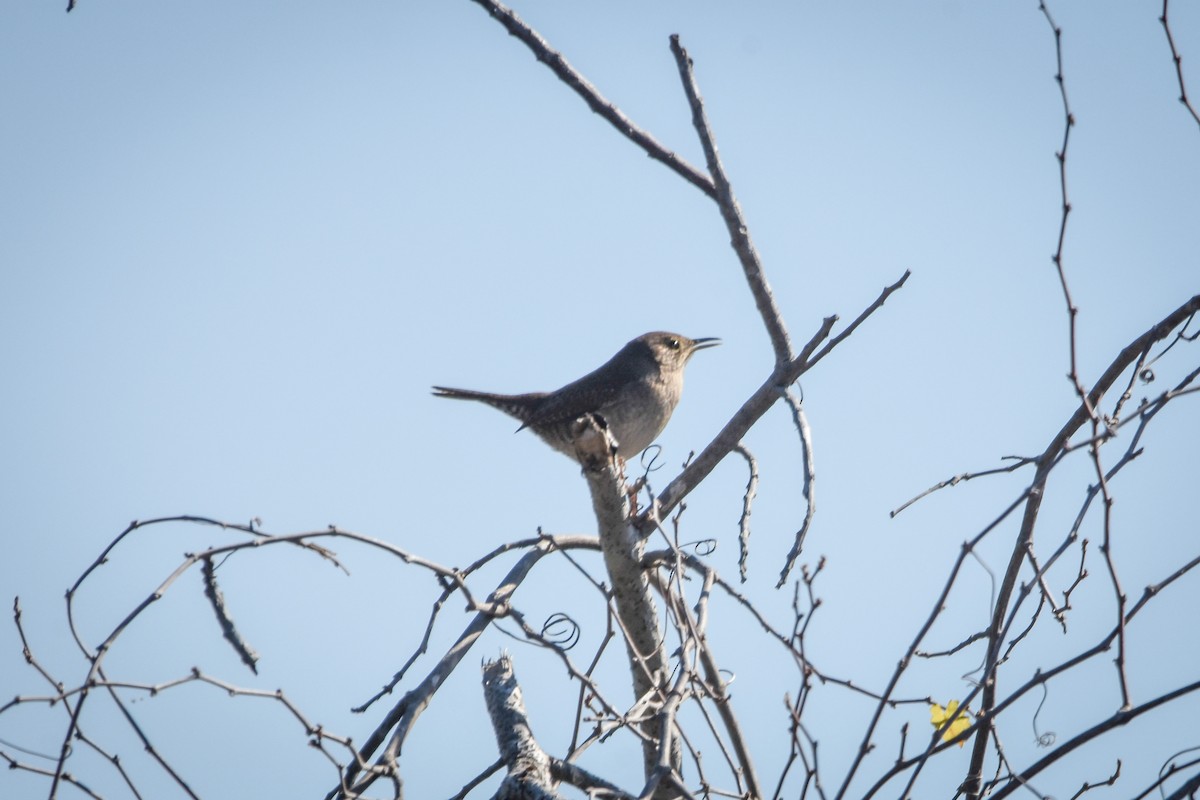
left=432, top=331, right=719, bottom=461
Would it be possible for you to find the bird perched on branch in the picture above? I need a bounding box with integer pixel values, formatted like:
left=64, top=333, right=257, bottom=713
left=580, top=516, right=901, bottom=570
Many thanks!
left=433, top=331, right=719, bottom=461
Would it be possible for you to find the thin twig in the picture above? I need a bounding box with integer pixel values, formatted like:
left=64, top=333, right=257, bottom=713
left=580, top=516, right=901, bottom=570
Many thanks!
left=1160, top=0, right=1200, bottom=130
left=989, top=681, right=1200, bottom=800
left=466, top=0, right=717, bottom=198
left=777, top=388, right=816, bottom=588
left=201, top=556, right=259, bottom=675
left=891, top=457, right=1036, bottom=518
left=731, top=445, right=759, bottom=583
left=652, top=272, right=909, bottom=525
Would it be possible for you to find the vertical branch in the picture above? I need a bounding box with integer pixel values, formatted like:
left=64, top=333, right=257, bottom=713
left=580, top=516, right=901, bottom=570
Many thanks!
left=482, top=655, right=560, bottom=798
left=961, top=294, right=1200, bottom=800
left=965, top=9, right=1080, bottom=794
left=777, top=388, right=817, bottom=588
left=1091, top=456, right=1132, bottom=708
left=658, top=561, right=764, bottom=799
left=1038, top=2, right=1094, bottom=416
left=732, top=445, right=759, bottom=583
left=574, top=421, right=681, bottom=792
left=1160, top=0, right=1200, bottom=131
left=669, top=35, right=794, bottom=365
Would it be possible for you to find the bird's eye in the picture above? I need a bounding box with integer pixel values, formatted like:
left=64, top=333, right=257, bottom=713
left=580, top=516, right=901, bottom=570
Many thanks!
left=666, top=337, right=681, bottom=350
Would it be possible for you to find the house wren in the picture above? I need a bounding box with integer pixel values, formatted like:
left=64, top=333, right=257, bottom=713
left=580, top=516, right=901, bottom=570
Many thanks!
left=433, top=331, right=719, bottom=460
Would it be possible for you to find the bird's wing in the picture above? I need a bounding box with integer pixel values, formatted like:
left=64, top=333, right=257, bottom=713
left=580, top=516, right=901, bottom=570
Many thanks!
left=520, top=379, right=622, bottom=431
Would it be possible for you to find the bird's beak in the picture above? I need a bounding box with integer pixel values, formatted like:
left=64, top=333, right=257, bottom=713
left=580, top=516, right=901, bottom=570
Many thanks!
left=690, top=337, right=721, bottom=352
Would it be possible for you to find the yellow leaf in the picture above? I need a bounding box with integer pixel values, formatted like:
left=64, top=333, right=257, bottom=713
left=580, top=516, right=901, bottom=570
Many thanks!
left=930, top=700, right=971, bottom=747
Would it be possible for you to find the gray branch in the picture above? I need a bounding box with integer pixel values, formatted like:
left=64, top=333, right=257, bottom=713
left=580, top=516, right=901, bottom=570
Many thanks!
left=482, top=654, right=562, bottom=800
left=574, top=420, right=683, bottom=795
left=467, top=0, right=717, bottom=199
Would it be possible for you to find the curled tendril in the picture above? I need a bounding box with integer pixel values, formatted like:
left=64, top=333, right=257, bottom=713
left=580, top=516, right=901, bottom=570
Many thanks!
left=1140, top=311, right=1198, bottom=378
left=1032, top=683, right=1056, bottom=748
left=541, top=612, right=581, bottom=650
left=1157, top=745, right=1200, bottom=800
left=640, top=445, right=665, bottom=473
left=685, top=538, right=718, bottom=556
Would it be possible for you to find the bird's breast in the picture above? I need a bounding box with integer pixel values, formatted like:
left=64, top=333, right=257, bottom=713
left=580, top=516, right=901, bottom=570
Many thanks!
left=597, top=373, right=682, bottom=457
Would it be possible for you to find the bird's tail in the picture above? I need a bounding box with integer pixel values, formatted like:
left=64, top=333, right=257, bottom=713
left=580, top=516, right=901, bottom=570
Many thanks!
left=431, top=386, right=544, bottom=425
left=432, top=386, right=497, bottom=402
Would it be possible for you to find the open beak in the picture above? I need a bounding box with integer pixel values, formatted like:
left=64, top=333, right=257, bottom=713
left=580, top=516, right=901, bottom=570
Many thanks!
left=690, top=337, right=721, bottom=352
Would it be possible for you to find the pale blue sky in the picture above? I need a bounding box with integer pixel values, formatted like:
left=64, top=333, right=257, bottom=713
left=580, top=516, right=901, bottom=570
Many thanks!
left=2, top=2, right=1198, bottom=798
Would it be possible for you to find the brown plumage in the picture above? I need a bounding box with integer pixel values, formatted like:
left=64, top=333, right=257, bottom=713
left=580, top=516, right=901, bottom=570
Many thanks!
left=433, top=331, right=719, bottom=460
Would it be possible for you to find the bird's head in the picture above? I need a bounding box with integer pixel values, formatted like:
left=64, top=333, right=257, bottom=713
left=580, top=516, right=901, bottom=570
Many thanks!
left=639, top=331, right=721, bottom=372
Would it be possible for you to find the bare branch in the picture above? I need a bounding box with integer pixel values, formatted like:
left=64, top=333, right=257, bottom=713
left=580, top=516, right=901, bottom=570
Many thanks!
left=804, top=272, right=912, bottom=370
left=576, top=420, right=680, bottom=791
left=1131, top=748, right=1200, bottom=800
left=777, top=388, right=816, bottom=588
left=0, top=750, right=103, bottom=799
left=466, top=0, right=717, bottom=198
left=989, top=681, right=1200, bottom=800
left=550, top=758, right=637, bottom=800
left=201, top=556, right=260, bottom=675
left=1067, top=760, right=1121, bottom=800
left=1160, top=0, right=1200, bottom=131
left=340, top=533, right=599, bottom=797
left=660, top=570, right=763, bottom=798
left=731, top=445, right=759, bottom=583
left=1037, top=1, right=1094, bottom=422
left=447, top=759, right=504, bottom=800
left=482, top=654, right=561, bottom=799
left=965, top=290, right=1200, bottom=799
left=651, top=271, right=909, bottom=525
left=12, top=597, right=65, bottom=693
left=669, top=34, right=792, bottom=363
left=891, top=457, right=1036, bottom=518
